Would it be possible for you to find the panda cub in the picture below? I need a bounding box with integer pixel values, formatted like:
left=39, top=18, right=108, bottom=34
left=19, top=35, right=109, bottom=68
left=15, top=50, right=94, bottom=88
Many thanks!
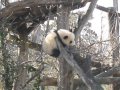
left=42, top=29, right=75, bottom=57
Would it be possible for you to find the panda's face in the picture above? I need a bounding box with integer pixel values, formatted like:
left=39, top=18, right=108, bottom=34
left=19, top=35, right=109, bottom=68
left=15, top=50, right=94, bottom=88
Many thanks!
left=58, top=29, right=75, bottom=46
left=62, top=34, right=75, bottom=46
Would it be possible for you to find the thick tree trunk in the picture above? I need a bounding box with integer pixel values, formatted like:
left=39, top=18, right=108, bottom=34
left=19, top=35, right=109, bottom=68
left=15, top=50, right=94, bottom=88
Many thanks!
left=1, top=32, right=14, bottom=90
left=13, top=35, right=28, bottom=90
left=112, top=0, right=119, bottom=90
left=57, top=4, right=73, bottom=90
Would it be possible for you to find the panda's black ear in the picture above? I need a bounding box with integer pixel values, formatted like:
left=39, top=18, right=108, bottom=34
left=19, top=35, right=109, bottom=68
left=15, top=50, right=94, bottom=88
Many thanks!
left=63, top=36, right=68, bottom=39
left=69, top=29, right=72, bottom=32
left=69, top=27, right=77, bottom=33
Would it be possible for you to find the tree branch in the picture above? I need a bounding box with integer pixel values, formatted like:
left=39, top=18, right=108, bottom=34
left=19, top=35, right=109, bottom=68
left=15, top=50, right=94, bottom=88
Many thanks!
left=0, top=0, right=88, bottom=19
left=39, top=77, right=120, bottom=86
left=95, top=66, right=120, bottom=78
left=22, top=65, right=44, bottom=89
left=75, top=0, right=98, bottom=40
left=96, top=5, right=111, bottom=12
left=96, top=5, right=120, bottom=16
left=56, top=38, right=103, bottom=90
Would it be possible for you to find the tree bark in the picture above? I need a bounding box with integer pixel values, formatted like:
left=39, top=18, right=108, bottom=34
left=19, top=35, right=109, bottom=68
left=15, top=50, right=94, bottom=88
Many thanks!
left=57, top=3, right=73, bottom=90
left=111, top=0, right=119, bottom=90
left=13, top=35, right=28, bottom=90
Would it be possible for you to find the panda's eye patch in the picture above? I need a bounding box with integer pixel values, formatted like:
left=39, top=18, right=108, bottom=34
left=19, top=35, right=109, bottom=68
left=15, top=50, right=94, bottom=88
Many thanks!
left=63, top=36, right=68, bottom=39
left=70, top=41, right=72, bottom=44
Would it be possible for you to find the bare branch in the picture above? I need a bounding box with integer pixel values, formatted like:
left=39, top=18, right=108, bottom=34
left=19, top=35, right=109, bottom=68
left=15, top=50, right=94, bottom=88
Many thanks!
left=56, top=38, right=103, bottom=90
left=96, top=66, right=120, bottom=78
left=22, top=65, right=44, bottom=89
left=96, top=5, right=120, bottom=16
left=75, top=0, right=98, bottom=40
left=39, top=77, right=120, bottom=86
left=96, top=5, right=111, bottom=12
left=0, top=0, right=89, bottom=19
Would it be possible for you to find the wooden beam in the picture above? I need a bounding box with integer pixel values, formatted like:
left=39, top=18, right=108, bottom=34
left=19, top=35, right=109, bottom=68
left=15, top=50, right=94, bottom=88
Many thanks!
left=0, top=0, right=87, bottom=19
left=40, top=77, right=120, bottom=86
left=96, top=5, right=120, bottom=16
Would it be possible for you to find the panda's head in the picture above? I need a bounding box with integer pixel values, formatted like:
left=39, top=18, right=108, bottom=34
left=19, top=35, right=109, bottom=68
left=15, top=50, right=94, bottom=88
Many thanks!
left=57, top=29, right=75, bottom=46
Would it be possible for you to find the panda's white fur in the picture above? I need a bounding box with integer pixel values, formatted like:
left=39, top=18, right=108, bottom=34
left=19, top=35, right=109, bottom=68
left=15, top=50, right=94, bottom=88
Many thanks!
left=42, top=29, right=75, bottom=57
